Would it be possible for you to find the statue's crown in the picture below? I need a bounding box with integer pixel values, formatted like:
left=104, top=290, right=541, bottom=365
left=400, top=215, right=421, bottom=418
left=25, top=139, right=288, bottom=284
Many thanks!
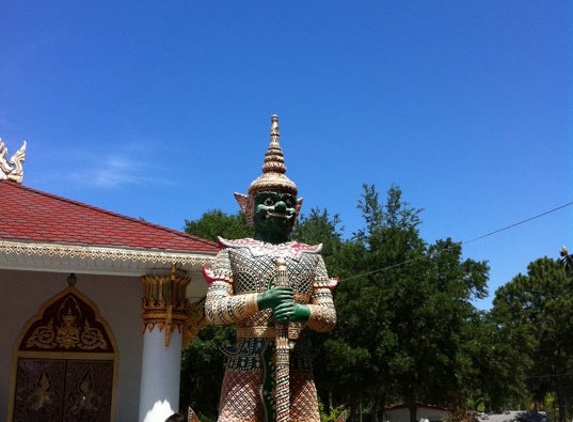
left=247, top=115, right=298, bottom=197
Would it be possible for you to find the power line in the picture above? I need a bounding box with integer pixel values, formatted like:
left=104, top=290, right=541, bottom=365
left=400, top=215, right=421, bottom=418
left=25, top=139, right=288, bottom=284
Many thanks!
left=340, top=201, right=573, bottom=283
left=462, top=202, right=573, bottom=245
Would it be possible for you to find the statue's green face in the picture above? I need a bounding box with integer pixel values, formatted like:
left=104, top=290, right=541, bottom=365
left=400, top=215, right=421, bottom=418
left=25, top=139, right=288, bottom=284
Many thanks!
left=253, top=191, right=297, bottom=243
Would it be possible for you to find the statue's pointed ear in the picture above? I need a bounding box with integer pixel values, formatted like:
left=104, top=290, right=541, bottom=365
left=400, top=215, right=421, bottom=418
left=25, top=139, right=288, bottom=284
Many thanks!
left=234, top=192, right=254, bottom=227
left=295, top=197, right=303, bottom=217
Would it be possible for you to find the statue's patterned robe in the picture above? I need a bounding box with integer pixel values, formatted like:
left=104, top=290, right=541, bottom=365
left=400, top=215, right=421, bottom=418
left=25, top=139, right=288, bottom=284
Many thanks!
left=204, top=237, right=336, bottom=422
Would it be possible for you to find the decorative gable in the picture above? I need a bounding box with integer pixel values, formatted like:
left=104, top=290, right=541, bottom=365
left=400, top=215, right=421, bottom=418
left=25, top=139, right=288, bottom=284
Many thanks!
left=18, top=287, right=116, bottom=354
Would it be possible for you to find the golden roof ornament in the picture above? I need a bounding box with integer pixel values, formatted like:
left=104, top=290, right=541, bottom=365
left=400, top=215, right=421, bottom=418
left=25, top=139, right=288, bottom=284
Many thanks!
left=0, top=139, right=26, bottom=184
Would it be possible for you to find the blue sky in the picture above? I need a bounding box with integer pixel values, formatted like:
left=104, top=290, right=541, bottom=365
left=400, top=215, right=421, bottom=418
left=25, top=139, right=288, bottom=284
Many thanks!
left=1, top=1, right=571, bottom=309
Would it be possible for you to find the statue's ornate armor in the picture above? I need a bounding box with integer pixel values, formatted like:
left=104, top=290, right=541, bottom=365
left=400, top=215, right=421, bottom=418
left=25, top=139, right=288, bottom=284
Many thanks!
left=204, top=237, right=336, bottom=422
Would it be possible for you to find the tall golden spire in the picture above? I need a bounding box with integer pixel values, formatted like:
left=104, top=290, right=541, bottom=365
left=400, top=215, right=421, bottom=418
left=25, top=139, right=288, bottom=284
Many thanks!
left=248, top=115, right=298, bottom=196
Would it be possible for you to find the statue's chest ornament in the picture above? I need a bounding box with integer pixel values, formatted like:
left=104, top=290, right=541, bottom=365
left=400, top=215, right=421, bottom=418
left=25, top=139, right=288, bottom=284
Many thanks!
left=220, top=237, right=321, bottom=262
left=222, top=239, right=319, bottom=295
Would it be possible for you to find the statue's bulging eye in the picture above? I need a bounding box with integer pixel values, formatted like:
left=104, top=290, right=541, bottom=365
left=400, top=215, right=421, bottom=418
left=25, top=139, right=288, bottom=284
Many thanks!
left=263, top=197, right=274, bottom=206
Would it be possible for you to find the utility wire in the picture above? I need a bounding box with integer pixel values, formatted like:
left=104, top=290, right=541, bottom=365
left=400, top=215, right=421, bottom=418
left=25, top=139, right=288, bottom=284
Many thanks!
left=462, top=202, right=573, bottom=245
left=339, top=201, right=573, bottom=283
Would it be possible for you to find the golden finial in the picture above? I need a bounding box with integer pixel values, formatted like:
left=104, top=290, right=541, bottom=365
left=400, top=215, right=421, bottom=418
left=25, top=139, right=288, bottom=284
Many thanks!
left=248, top=115, right=298, bottom=196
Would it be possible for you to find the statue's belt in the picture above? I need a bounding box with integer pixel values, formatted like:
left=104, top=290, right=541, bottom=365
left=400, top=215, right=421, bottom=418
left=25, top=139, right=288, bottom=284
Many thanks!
left=236, top=324, right=303, bottom=341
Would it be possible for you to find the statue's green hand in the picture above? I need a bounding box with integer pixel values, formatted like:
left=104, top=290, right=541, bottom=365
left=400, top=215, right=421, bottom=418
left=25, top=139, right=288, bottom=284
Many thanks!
left=257, top=286, right=294, bottom=310
left=273, top=302, right=310, bottom=323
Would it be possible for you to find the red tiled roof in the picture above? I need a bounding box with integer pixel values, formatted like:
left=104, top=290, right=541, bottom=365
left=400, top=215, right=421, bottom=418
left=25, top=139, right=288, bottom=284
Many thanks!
left=0, top=181, right=219, bottom=253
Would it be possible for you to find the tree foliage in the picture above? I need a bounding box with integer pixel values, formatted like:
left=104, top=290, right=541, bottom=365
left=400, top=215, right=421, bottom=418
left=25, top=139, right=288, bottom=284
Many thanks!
left=184, top=209, right=252, bottom=241
left=461, top=310, right=531, bottom=411
left=492, top=256, right=573, bottom=422
left=321, top=185, right=489, bottom=421
left=293, top=207, right=346, bottom=275
left=180, top=324, right=235, bottom=420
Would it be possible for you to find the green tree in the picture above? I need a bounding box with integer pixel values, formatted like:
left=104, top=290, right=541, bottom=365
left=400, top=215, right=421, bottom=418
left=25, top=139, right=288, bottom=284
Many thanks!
left=293, top=207, right=345, bottom=274
left=184, top=209, right=252, bottom=241
left=180, top=323, right=235, bottom=420
left=323, top=185, right=489, bottom=422
left=492, top=256, right=573, bottom=422
left=461, top=310, right=531, bottom=412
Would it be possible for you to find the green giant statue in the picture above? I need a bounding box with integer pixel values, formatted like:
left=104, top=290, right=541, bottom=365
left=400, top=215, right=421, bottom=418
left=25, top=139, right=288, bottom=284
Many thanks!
left=203, top=115, right=337, bottom=422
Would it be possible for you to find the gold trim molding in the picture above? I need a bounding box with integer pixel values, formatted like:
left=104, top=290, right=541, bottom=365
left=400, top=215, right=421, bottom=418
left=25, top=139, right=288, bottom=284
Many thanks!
left=0, top=240, right=215, bottom=274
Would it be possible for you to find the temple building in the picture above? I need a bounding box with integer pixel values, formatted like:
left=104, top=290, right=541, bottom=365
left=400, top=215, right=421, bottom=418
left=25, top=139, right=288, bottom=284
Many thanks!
left=0, top=140, right=218, bottom=422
